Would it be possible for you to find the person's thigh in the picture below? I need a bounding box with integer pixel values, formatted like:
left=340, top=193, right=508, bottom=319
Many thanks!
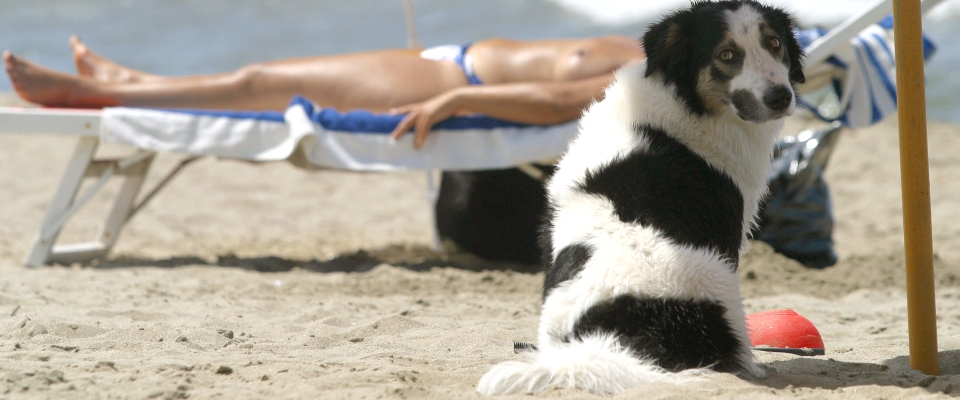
left=251, top=50, right=469, bottom=112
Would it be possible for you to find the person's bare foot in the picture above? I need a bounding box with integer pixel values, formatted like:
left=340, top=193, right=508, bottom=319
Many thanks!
left=71, top=35, right=158, bottom=83
left=4, top=50, right=114, bottom=108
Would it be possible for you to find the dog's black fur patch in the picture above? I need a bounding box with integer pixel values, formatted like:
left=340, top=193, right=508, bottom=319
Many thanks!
left=571, top=295, right=743, bottom=372
left=576, top=124, right=744, bottom=266
left=538, top=203, right=558, bottom=273
left=543, top=242, right=594, bottom=299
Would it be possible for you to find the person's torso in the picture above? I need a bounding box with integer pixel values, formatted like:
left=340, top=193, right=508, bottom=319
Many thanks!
left=466, top=35, right=645, bottom=84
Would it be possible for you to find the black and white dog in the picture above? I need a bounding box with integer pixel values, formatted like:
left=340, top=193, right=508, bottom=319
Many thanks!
left=478, top=1, right=805, bottom=395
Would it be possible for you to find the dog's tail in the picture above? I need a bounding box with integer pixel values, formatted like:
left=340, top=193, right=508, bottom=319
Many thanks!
left=476, top=335, right=705, bottom=396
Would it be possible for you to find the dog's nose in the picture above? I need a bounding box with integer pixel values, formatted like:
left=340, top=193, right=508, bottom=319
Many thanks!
left=763, top=86, right=793, bottom=112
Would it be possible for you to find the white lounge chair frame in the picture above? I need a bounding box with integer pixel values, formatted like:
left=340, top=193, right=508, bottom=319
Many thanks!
left=1, top=0, right=946, bottom=268
left=1, top=106, right=447, bottom=268
left=0, top=108, right=201, bottom=267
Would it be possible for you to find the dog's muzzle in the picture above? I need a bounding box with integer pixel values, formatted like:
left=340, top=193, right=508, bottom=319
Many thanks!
left=731, top=84, right=794, bottom=123
left=763, top=86, right=793, bottom=113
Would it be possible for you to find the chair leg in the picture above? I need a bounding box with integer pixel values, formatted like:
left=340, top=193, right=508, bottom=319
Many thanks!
left=25, top=139, right=158, bottom=267
left=425, top=169, right=443, bottom=252
left=25, top=137, right=100, bottom=267
left=98, top=152, right=155, bottom=255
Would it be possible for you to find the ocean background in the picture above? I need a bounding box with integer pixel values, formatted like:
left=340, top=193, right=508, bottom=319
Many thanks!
left=1, top=0, right=958, bottom=123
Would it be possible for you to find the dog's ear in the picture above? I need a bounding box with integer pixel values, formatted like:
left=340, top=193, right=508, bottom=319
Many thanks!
left=761, top=6, right=806, bottom=84
left=784, top=29, right=806, bottom=84
left=642, top=9, right=711, bottom=115
left=642, top=13, right=692, bottom=79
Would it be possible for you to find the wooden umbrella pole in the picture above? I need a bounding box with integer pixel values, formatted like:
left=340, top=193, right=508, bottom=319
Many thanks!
left=404, top=0, right=421, bottom=49
left=892, top=0, right=938, bottom=375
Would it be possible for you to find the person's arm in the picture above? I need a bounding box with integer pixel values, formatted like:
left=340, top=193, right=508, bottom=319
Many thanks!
left=390, top=74, right=614, bottom=148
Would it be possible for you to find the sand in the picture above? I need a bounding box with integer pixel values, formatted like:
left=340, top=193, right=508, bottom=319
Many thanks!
left=3, top=92, right=960, bottom=399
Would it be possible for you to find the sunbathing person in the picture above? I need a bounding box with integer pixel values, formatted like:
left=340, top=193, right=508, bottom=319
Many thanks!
left=4, top=35, right=645, bottom=148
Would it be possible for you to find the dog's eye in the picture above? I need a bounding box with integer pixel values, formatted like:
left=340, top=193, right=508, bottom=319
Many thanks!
left=767, top=37, right=782, bottom=50
left=718, top=50, right=734, bottom=62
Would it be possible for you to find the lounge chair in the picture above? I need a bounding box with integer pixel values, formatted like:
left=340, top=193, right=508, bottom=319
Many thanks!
left=0, top=98, right=579, bottom=267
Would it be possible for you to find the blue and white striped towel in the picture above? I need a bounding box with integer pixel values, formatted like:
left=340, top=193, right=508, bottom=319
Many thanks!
left=796, top=16, right=937, bottom=128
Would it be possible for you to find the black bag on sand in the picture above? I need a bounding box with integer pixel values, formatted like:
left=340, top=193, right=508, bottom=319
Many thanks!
left=435, top=164, right=554, bottom=265
left=754, top=124, right=843, bottom=269
left=435, top=124, right=842, bottom=268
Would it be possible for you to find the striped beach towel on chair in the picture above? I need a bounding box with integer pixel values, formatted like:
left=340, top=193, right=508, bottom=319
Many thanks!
left=795, top=16, right=937, bottom=128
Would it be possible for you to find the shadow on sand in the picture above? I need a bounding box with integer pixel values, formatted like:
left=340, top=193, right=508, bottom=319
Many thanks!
left=754, top=349, right=960, bottom=396
left=82, top=244, right=544, bottom=274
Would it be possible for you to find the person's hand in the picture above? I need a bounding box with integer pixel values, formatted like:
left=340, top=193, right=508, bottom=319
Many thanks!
left=389, top=91, right=460, bottom=149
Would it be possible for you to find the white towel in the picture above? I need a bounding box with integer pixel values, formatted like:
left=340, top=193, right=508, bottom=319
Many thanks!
left=101, top=96, right=578, bottom=171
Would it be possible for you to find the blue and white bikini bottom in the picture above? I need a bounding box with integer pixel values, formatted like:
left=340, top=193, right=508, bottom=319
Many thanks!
left=419, top=43, right=484, bottom=85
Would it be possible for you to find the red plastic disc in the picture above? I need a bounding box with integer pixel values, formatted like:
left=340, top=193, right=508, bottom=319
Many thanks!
left=746, top=309, right=824, bottom=350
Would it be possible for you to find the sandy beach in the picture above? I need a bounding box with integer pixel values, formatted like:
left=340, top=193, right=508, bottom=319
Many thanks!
left=3, top=91, right=960, bottom=399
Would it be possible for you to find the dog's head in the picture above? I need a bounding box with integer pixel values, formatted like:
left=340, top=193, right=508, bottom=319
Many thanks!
left=642, top=0, right=805, bottom=123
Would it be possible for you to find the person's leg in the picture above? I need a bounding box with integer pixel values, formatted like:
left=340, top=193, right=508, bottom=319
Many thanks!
left=234, top=50, right=470, bottom=111
left=7, top=47, right=469, bottom=111
left=3, top=51, right=251, bottom=108
left=5, top=51, right=118, bottom=108
left=71, top=36, right=162, bottom=83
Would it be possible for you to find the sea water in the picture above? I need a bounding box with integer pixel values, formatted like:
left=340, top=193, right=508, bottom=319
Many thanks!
left=0, top=0, right=957, bottom=123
